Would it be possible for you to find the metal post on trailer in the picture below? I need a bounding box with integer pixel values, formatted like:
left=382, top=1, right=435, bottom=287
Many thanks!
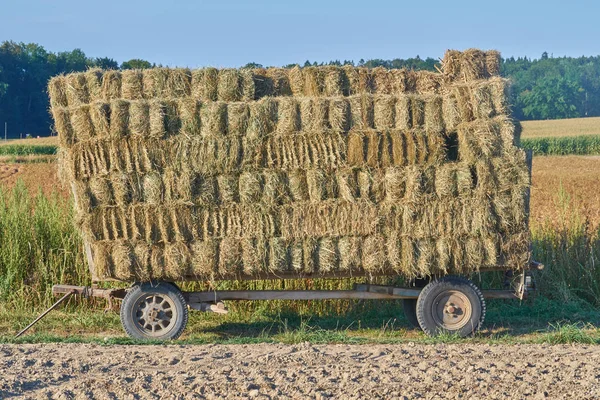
left=15, top=290, right=75, bottom=338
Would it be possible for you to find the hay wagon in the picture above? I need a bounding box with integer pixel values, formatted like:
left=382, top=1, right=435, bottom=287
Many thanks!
left=35, top=49, right=544, bottom=341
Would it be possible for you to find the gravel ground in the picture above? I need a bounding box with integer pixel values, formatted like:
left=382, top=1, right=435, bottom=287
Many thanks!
left=1, top=343, right=599, bottom=399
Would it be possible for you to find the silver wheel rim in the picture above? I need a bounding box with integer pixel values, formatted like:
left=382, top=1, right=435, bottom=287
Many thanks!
left=432, top=290, right=473, bottom=331
left=132, top=294, right=177, bottom=338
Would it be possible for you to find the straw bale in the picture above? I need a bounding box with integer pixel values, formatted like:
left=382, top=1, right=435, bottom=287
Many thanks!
left=238, top=172, right=262, bottom=204
left=121, top=70, right=144, bottom=100
left=465, top=237, right=484, bottom=271
left=306, top=169, right=327, bottom=202
left=362, top=235, right=386, bottom=272
left=442, top=95, right=460, bottom=132
left=48, top=76, right=68, bottom=108
left=216, top=175, right=239, bottom=204
left=336, top=169, right=358, bottom=202
left=276, top=97, right=300, bottom=133
left=110, top=240, right=133, bottom=280
left=110, top=100, right=130, bottom=138
left=288, top=66, right=304, bottom=96
left=224, top=103, right=248, bottom=136
left=52, top=108, right=73, bottom=147
left=191, top=240, right=217, bottom=277
left=435, top=163, right=456, bottom=198
left=389, top=69, right=415, bottom=94
left=303, top=67, right=323, bottom=96
left=269, top=238, right=290, bottom=272
left=384, top=168, right=406, bottom=201
left=415, top=72, right=442, bottom=94
left=65, top=73, right=90, bottom=106
left=349, top=95, right=374, bottom=130
left=101, top=71, right=122, bottom=101
left=372, top=67, right=392, bottom=95
left=364, top=130, right=381, bottom=167
left=241, top=237, right=267, bottom=275
left=410, top=97, right=425, bottom=128
left=248, top=98, right=277, bottom=139
left=88, top=102, right=110, bottom=137
left=111, top=173, right=132, bottom=206
left=203, top=68, right=219, bottom=101
left=317, top=237, right=338, bottom=272
left=424, top=96, right=444, bottom=133
left=143, top=173, right=163, bottom=204
left=132, top=242, right=152, bottom=281
left=149, top=244, right=165, bottom=278
left=373, top=96, right=396, bottom=130
left=471, top=83, right=495, bottom=119
left=288, top=170, right=308, bottom=201
left=323, top=66, right=344, bottom=96
left=164, top=241, right=192, bottom=278
left=395, top=96, right=411, bottom=130
left=485, top=50, right=501, bottom=76
left=142, top=68, right=168, bottom=98
left=338, top=236, right=362, bottom=270
left=265, top=67, right=292, bottom=96
left=489, top=77, right=510, bottom=116
left=460, top=49, right=487, bottom=81
left=329, top=98, right=350, bottom=132
left=218, top=69, right=243, bottom=101
left=89, top=176, right=112, bottom=205
left=457, top=120, right=503, bottom=162
left=416, top=239, right=436, bottom=276
left=91, top=242, right=112, bottom=279
left=199, top=101, right=227, bottom=136
left=389, top=130, right=406, bottom=166
left=299, top=98, right=329, bottom=131
left=71, top=105, right=95, bottom=141
left=436, top=238, right=451, bottom=274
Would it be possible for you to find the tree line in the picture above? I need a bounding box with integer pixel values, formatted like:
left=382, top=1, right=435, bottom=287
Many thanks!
left=1, top=41, right=599, bottom=138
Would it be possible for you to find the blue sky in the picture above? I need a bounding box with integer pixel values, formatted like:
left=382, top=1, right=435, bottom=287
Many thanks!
left=1, top=0, right=598, bottom=68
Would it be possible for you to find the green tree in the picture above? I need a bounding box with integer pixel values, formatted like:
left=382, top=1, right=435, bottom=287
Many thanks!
left=121, top=59, right=153, bottom=69
left=519, top=76, right=583, bottom=119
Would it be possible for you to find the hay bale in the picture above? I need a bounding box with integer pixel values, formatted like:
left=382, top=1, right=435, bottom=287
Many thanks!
left=329, top=98, right=350, bottom=132
left=269, top=238, right=290, bottom=272
left=200, top=101, right=228, bottom=136
left=385, top=168, right=406, bottom=201
left=303, top=67, right=323, bottom=96
left=191, top=240, right=217, bottom=277
left=101, top=71, right=122, bottom=101
left=165, top=241, right=192, bottom=278
left=372, top=67, right=392, bottom=95
left=70, top=105, right=95, bottom=141
left=227, top=103, right=249, bottom=135
left=48, top=76, right=68, bottom=108
left=65, top=73, right=90, bottom=106
left=424, top=96, right=444, bottom=133
left=317, top=237, right=338, bottom=272
left=89, top=102, right=111, bottom=138
left=373, top=96, right=396, bottom=130
left=110, top=100, right=130, bottom=138
left=265, top=68, right=292, bottom=96
left=288, top=66, right=304, bottom=96
left=485, top=50, right=501, bottom=76
left=277, top=97, right=300, bottom=133
left=336, top=169, right=358, bottom=202
left=111, top=173, right=132, bottom=206
left=89, top=176, right=113, bottom=205
left=395, top=96, right=411, bottom=130
left=121, top=70, right=144, bottom=100
left=143, top=173, right=164, bottom=204
left=288, top=170, right=308, bottom=201
left=247, top=98, right=277, bottom=139
left=442, top=95, right=460, bottom=132
left=300, top=98, right=329, bottom=131
left=133, top=242, right=152, bottom=281
left=263, top=171, right=289, bottom=205
left=218, top=69, right=243, bottom=101
left=349, top=95, right=374, bottom=130
left=323, top=67, right=344, bottom=96
left=415, top=72, right=442, bottom=94
left=217, top=175, right=239, bottom=203
left=362, top=235, right=386, bottom=272
left=202, top=68, right=219, bottom=101
left=241, top=237, right=267, bottom=275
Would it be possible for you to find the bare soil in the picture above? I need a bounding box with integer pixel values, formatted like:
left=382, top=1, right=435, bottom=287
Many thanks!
left=1, top=343, right=599, bottom=399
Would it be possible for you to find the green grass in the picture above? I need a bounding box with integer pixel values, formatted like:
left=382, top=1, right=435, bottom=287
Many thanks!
left=0, top=144, right=57, bottom=156
left=521, top=135, right=600, bottom=156
left=1, top=181, right=600, bottom=344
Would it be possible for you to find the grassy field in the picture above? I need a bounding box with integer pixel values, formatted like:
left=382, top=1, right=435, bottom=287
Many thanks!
left=521, top=116, right=600, bottom=138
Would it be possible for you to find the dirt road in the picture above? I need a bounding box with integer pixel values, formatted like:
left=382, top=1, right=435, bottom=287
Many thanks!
left=1, top=343, right=599, bottom=399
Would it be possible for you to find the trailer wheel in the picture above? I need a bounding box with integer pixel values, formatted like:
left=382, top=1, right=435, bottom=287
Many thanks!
left=120, top=282, right=188, bottom=341
left=402, top=278, right=429, bottom=329
left=416, top=276, right=485, bottom=337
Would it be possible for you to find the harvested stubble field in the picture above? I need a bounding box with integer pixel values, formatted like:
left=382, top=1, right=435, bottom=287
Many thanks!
left=521, top=116, right=600, bottom=138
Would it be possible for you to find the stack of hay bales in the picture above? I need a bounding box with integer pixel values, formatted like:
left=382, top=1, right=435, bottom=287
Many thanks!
left=49, top=49, right=530, bottom=282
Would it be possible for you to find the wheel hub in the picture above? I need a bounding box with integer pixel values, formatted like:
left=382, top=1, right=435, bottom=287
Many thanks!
left=133, top=295, right=176, bottom=337
left=432, top=290, right=472, bottom=330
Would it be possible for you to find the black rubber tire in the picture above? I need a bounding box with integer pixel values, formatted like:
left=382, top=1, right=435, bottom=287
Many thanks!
left=120, top=282, right=188, bottom=341
left=416, top=276, right=486, bottom=337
